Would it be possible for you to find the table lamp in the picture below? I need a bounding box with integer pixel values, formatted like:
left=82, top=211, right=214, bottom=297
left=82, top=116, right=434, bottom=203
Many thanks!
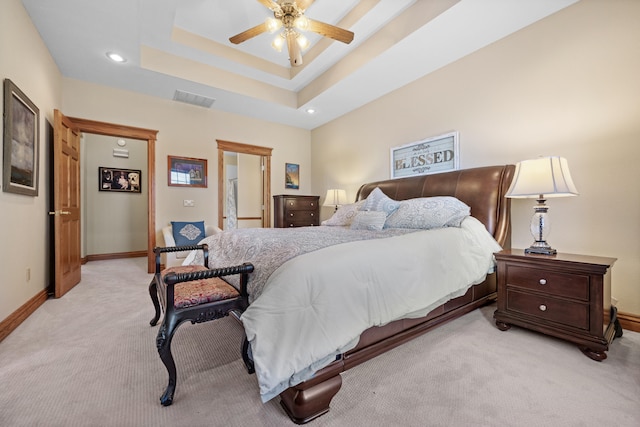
left=323, top=189, right=348, bottom=213
left=506, top=156, right=579, bottom=255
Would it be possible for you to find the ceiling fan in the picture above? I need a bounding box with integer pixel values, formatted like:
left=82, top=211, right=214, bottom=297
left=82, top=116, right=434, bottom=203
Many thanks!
left=229, top=0, right=354, bottom=67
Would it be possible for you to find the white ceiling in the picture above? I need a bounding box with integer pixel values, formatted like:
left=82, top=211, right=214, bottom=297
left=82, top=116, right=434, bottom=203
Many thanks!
left=21, top=0, right=578, bottom=130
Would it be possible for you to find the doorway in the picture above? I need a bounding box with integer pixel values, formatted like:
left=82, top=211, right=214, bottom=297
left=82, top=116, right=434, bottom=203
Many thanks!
left=67, top=116, right=157, bottom=273
left=216, top=140, right=272, bottom=230
left=82, top=133, right=148, bottom=261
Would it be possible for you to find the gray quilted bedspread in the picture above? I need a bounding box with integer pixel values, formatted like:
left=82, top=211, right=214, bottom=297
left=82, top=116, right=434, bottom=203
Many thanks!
left=188, top=226, right=417, bottom=303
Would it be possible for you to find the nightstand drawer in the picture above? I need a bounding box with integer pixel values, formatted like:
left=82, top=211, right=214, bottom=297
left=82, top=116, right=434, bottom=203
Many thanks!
left=507, top=289, right=589, bottom=330
left=505, top=265, right=589, bottom=301
left=283, top=198, right=318, bottom=211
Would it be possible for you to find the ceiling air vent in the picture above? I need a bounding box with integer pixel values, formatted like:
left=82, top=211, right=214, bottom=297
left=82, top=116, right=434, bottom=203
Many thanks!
left=173, top=90, right=216, bottom=108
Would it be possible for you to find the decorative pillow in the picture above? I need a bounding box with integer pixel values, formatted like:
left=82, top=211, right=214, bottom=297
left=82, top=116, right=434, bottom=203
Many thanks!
left=360, top=187, right=400, bottom=217
left=350, top=210, right=387, bottom=231
left=384, top=196, right=471, bottom=229
left=171, top=221, right=206, bottom=246
left=321, top=200, right=365, bottom=226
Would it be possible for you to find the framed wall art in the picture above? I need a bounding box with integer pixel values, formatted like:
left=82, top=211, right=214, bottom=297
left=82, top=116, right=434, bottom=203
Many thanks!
left=285, top=163, right=299, bottom=189
left=2, top=79, right=40, bottom=196
left=99, top=167, right=142, bottom=193
left=390, top=131, right=459, bottom=179
left=168, top=155, right=207, bottom=188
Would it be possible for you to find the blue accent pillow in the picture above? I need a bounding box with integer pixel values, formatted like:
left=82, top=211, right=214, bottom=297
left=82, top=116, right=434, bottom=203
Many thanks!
left=361, top=187, right=400, bottom=217
left=171, top=221, right=206, bottom=246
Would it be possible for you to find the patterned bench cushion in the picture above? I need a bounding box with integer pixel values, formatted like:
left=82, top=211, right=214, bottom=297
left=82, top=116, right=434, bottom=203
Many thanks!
left=161, top=265, right=240, bottom=309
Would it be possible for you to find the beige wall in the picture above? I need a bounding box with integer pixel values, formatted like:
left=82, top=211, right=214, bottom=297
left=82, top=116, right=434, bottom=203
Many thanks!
left=60, top=78, right=312, bottom=247
left=311, top=0, right=640, bottom=315
left=82, top=134, right=148, bottom=255
left=0, top=0, right=62, bottom=321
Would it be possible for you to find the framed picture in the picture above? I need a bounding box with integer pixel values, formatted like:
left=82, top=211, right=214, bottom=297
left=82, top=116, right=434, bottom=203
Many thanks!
left=285, top=163, right=299, bottom=189
left=168, top=155, right=207, bottom=188
left=3, top=79, right=39, bottom=196
left=99, top=167, right=142, bottom=193
left=390, top=131, right=459, bottom=179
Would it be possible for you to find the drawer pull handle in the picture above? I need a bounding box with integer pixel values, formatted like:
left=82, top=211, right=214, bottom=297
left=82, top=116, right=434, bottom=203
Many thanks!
left=539, top=304, right=547, bottom=312
left=310, top=213, right=314, bottom=216
left=290, top=213, right=294, bottom=217
left=539, top=279, right=547, bottom=285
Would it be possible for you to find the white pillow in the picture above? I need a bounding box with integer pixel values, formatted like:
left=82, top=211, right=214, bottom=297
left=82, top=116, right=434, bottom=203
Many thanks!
left=321, top=200, right=365, bottom=226
left=360, top=187, right=400, bottom=217
left=384, top=196, right=471, bottom=229
left=350, top=210, right=387, bottom=231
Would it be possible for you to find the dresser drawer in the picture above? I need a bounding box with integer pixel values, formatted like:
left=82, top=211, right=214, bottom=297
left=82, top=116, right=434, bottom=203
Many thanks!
left=506, top=289, right=589, bottom=330
left=283, top=197, right=318, bottom=211
left=505, top=265, right=589, bottom=301
left=286, top=210, right=318, bottom=226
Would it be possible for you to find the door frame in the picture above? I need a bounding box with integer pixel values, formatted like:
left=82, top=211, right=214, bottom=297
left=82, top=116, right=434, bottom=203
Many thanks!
left=217, top=140, right=272, bottom=229
left=68, top=116, right=158, bottom=273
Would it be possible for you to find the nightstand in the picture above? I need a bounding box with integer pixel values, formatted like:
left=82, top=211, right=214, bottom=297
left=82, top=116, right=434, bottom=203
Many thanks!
left=493, top=249, right=622, bottom=361
left=273, top=195, right=320, bottom=228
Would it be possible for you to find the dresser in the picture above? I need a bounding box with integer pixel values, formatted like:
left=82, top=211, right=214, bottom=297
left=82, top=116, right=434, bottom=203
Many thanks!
left=273, top=195, right=320, bottom=228
left=493, top=249, right=622, bottom=361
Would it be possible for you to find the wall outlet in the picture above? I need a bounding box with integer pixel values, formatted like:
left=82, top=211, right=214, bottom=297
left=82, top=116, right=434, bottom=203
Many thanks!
left=183, top=199, right=195, bottom=207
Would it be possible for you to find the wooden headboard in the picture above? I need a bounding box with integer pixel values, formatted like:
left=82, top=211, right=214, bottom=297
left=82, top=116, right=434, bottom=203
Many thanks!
left=355, top=165, right=516, bottom=248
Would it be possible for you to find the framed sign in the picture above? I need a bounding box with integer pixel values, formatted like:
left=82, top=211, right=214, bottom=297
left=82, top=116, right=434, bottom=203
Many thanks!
left=99, top=167, right=141, bottom=193
left=285, top=163, right=299, bottom=189
left=3, top=79, right=39, bottom=196
left=390, top=131, right=459, bottom=179
left=168, top=155, right=207, bottom=188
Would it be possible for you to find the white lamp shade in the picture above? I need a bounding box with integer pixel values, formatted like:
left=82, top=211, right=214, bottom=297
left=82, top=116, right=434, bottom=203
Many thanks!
left=323, top=189, right=348, bottom=207
left=506, top=156, right=579, bottom=198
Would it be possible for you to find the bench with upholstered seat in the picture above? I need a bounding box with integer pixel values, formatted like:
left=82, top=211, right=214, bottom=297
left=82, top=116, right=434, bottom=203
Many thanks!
left=149, top=244, right=254, bottom=406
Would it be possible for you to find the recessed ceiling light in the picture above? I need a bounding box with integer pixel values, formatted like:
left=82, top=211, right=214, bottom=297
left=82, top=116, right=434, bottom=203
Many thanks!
left=306, top=108, right=315, bottom=114
left=106, top=52, right=126, bottom=63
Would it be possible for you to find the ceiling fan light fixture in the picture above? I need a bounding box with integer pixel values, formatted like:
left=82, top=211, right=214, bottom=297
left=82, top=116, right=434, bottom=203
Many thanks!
left=294, top=15, right=309, bottom=31
left=271, top=34, right=285, bottom=52
left=296, top=33, right=310, bottom=50
left=265, top=17, right=282, bottom=33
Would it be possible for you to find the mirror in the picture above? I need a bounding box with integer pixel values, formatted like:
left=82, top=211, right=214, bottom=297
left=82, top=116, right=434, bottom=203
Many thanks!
left=217, top=140, right=272, bottom=230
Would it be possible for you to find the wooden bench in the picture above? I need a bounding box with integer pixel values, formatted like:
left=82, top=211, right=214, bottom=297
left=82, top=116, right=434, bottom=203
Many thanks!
left=149, top=244, right=254, bottom=405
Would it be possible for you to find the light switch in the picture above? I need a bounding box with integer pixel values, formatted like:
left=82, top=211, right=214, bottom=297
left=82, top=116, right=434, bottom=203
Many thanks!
left=183, top=199, right=195, bottom=207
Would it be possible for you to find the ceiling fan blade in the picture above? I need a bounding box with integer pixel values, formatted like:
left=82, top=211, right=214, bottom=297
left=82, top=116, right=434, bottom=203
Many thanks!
left=307, top=19, right=354, bottom=44
left=286, top=31, right=303, bottom=66
left=256, top=0, right=279, bottom=12
left=229, top=22, right=270, bottom=44
left=295, top=0, right=315, bottom=12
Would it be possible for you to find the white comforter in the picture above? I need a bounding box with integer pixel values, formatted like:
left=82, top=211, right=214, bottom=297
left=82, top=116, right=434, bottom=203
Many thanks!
left=240, top=216, right=502, bottom=402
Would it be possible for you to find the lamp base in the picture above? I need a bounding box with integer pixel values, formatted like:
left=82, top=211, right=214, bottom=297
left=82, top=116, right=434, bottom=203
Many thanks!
left=525, top=242, right=557, bottom=256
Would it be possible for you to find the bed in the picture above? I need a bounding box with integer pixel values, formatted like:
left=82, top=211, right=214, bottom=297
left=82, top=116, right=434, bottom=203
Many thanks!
left=188, top=164, right=515, bottom=423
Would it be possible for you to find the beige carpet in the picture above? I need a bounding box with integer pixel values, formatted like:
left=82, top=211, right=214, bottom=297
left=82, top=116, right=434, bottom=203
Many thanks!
left=0, top=257, right=638, bottom=426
